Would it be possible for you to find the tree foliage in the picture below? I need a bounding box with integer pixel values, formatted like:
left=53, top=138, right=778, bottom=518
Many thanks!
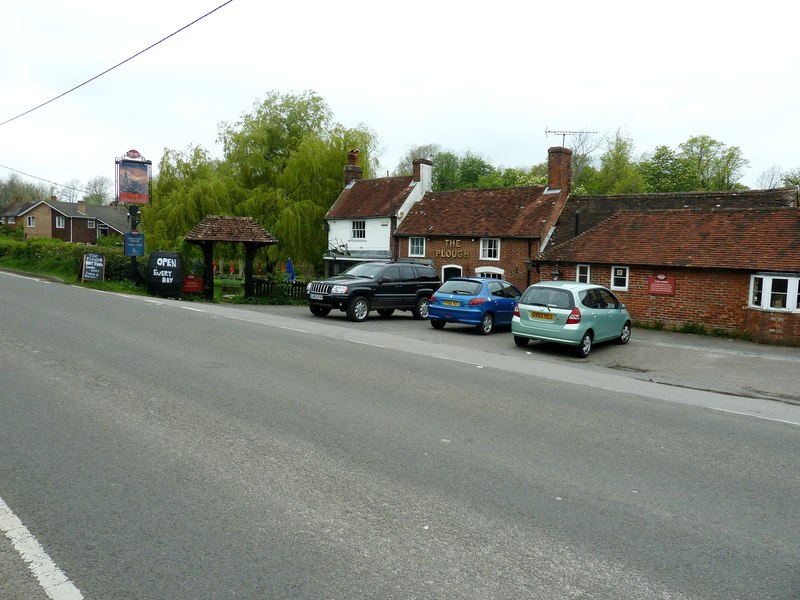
left=143, top=91, right=379, bottom=273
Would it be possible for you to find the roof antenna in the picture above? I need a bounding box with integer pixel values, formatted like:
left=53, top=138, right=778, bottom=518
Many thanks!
left=545, top=128, right=598, bottom=146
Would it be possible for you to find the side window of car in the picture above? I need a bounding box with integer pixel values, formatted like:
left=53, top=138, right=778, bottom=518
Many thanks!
left=381, top=266, right=400, bottom=281
left=399, top=265, right=416, bottom=281
left=416, top=266, right=436, bottom=282
left=504, top=283, right=521, bottom=299
left=488, top=281, right=503, bottom=297
left=598, top=289, right=617, bottom=309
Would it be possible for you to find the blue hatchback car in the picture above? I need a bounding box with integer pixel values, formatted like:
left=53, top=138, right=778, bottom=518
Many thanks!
left=428, top=277, right=522, bottom=335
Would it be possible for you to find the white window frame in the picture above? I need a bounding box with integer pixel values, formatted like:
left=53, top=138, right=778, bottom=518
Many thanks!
left=576, top=264, right=591, bottom=283
left=409, top=236, right=425, bottom=257
left=351, top=219, right=365, bottom=239
left=480, top=238, right=500, bottom=261
left=55, top=215, right=65, bottom=229
left=26, top=216, right=35, bottom=227
left=749, top=273, right=800, bottom=312
left=7, top=217, right=14, bottom=225
left=475, top=266, right=504, bottom=279
left=87, top=219, right=96, bottom=229
left=611, top=266, right=629, bottom=291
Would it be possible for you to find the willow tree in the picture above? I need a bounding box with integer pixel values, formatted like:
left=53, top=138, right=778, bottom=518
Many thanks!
left=150, top=91, right=380, bottom=273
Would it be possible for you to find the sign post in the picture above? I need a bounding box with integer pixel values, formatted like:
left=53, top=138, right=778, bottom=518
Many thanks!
left=116, top=149, right=152, bottom=282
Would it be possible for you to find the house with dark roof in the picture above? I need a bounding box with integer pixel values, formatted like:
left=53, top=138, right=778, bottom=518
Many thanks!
left=323, top=150, right=432, bottom=275
left=539, top=191, right=800, bottom=344
left=393, top=147, right=573, bottom=289
left=12, top=198, right=128, bottom=243
left=0, top=201, right=35, bottom=229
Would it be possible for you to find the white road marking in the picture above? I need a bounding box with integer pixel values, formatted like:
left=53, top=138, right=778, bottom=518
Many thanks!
left=0, top=496, right=83, bottom=599
left=709, top=407, right=800, bottom=427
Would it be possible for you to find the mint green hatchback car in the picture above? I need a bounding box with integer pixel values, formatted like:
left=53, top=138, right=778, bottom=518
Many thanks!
left=511, top=281, right=631, bottom=358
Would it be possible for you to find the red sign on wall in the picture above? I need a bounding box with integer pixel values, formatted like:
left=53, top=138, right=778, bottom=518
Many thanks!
left=183, top=274, right=203, bottom=293
left=648, top=274, right=676, bottom=295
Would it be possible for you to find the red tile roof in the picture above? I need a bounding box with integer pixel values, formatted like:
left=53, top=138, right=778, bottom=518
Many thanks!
left=326, top=176, right=414, bottom=219
left=546, top=208, right=800, bottom=271
left=550, top=187, right=798, bottom=248
left=185, top=216, right=278, bottom=244
left=394, top=186, right=559, bottom=238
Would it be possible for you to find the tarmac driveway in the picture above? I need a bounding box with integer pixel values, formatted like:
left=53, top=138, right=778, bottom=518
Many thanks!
left=238, top=304, right=800, bottom=405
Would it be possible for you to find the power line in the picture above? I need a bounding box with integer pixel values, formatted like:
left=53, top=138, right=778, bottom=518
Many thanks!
left=0, top=163, right=91, bottom=195
left=0, top=0, right=234, bottom=128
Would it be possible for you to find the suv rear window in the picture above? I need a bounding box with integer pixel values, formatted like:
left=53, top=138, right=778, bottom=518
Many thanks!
left=521, top=286, right=573, bottom=310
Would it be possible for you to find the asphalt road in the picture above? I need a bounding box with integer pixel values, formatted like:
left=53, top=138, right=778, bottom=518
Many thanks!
left=1, top=272, right=799, bottom=599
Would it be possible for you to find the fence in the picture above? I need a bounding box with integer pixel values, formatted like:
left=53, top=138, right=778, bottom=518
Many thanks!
left=252, top=278, right=306, bottom=300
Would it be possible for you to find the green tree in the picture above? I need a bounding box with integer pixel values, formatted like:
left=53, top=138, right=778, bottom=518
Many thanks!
left=391, top=143, right=441, bottom=176
left=782, top=168, right=800, bottom=187
left=639, top=146, right=696, bottom=192
left=586, top=129, right=645, bottom=194
left=0, top=174, right=44, bottom=209
left=678, top=135, right=748, bottom=191
left=147, top=91, right=379, bottom=272
left=84, top=176, right=112, bottom=205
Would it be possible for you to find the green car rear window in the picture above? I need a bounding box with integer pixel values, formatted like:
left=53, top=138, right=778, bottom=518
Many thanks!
left=521, top=287, right=573, bottom=309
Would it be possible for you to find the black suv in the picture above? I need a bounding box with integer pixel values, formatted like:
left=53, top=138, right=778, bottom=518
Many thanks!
left=306, top=261, right=441, bottom=322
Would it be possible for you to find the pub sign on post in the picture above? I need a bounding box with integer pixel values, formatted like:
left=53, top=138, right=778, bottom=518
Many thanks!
left=116, top=149, right=152, bottom=205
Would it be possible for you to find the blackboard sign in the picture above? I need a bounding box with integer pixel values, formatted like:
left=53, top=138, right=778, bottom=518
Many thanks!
left=82, top=252, right=105, bottom=282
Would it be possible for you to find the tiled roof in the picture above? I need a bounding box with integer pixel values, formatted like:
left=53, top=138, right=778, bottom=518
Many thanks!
left=550, top=187, right=798, bottom=248
left=394, top=186, right=556, bottom=238
left=326, top=176, right=414, bottom=219
left=185, top=215, right=278, bottom=244
left=0, top=201, right=35, bottom=217
left=545, top=208, right=800, bottom=271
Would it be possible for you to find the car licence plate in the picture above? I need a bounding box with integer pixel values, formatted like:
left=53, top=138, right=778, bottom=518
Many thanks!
left=443, top=300, right=460, bottom=306
left=310, top=293, right=323, bottom=300
left=530, top=311, right=554, bottom=320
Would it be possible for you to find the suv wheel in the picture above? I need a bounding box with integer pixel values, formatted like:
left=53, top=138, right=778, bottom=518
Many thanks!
left=412, top=296, right=430, bottom=320
left=347, top=296, right=370, bottom=322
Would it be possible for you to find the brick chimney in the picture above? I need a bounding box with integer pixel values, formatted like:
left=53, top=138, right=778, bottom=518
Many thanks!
left=77, top=200, right=86, bottom=214
left=343, top=149, right=363, bottom=187
left=412, top=158, right=433, bottom=191
left=547, top=146, right=572, bottom=193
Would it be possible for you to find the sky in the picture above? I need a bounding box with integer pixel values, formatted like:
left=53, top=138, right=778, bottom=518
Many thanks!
left=2, top=0, right=799, bottom=197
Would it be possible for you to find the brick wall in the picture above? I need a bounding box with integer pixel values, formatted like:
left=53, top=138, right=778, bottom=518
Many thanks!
left=538, top=261, right=800, bottom=345
left=24, top=204, right=52, bottom=239
left=398, top=236, right=539, bottom=290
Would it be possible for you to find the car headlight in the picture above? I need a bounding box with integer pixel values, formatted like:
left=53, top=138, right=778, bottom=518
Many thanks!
left=331, top=285, right=349, bottom=294
left=306, top=283, right=313, bottom=292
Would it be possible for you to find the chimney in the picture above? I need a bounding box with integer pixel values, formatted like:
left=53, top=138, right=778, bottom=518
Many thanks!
left=547, top=146, right=573, bottom=193
left=77, top=200, right=86, bottom=214
left=343, top=149, right=363, bottom=187
left=412, top=158, right=433, bottom=191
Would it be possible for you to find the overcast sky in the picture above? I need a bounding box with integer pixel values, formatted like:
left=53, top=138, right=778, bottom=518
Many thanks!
left=2, top=0, right=798, bottom=197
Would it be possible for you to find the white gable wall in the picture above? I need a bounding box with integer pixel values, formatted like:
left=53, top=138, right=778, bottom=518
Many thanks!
left=327, top=217, right=392, bottom=254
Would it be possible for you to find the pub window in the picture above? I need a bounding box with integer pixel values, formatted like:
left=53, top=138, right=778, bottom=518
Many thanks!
left=7, top=217, right=14, bottom=224
left=351, top=220, right=365, bottom=239
left=576, top=264, right=590, bottom=283
left=611, top=266, right=629, bottom=291
left=88, top=219, right=96, bottom=229
left=750, top=274, right=799, bottom=311
left=409, top=237, right=425, bottom=257
left=55, top=216, right=65, bottom=229
left=27, top=216, right=35, bottom=227
left=480, top=238, right=500, bottom=260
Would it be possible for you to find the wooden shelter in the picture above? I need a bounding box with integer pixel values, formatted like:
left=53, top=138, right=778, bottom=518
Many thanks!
left=185, top=216, right=278, bottom=301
